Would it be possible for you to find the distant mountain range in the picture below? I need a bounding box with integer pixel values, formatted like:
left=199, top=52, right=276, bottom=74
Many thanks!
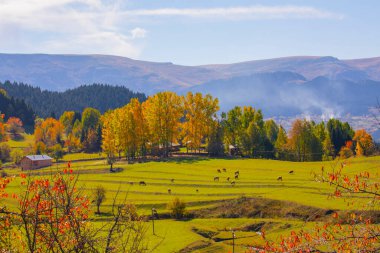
left=0, top=53, right=380, bottom=118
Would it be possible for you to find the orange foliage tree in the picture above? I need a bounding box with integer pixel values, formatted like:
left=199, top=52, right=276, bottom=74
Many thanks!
left=0, top=167, right=149, bottom=252
left=6, top=117, right=24, bottom=139
left=34, top=117, right=64, bottom=152
left=339, top=140, right=354, bottom=159
left=353, top=129, right=375, bottom=156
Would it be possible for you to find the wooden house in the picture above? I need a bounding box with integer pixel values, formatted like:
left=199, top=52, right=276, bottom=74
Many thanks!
left=20, top=155, right=53, bottom=171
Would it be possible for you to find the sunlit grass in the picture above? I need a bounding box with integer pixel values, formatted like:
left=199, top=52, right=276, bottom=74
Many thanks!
left=2, top=155, right=379, bottom=252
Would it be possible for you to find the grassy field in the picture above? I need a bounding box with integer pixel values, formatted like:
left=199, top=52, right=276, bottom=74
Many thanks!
left=7, top=133, right=34, bottom=148
left=3, top=155, right=380, bottom=252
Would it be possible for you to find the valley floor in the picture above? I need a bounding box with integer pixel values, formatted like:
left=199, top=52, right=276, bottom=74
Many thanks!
left=4, top=155, right=380, bottom=252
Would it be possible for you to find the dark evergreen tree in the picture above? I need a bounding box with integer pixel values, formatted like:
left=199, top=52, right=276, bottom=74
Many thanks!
left=0, top=81, right=146, bottom=118
left=326, top=119, right=355, bottom=156
left=207, top=121, right=224, bottom=157
left=0, top=88, right=35, bottom=127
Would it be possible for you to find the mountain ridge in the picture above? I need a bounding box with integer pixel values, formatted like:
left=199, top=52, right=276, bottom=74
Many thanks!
left=1, top=53, right=380, bottom=119
left=1, top=53, right=380, bottom=93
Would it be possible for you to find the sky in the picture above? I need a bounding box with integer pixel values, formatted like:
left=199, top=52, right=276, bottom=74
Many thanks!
left=0, top=0, right=379, bottom=65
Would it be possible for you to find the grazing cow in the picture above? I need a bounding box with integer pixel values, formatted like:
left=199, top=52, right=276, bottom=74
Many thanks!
left=196, top=189, right=199, bottom=193
left=235, top=170, right=239, bottom=175
left=168, top=189, right=172, bottom=194
left=217, top=169, right=221, bottom=173
left=289, top=170, right=294, bottom=174
left=226, top=177, right=230, bottom=181
left=171, top=178, right=175, bottom=183
left=231, top=181, right=236, bottom=186
left=235, top=174, right=239, bottom=180
left=214, top=176, right=220, bottom=182
left=139, top=181, right=146, bottom=186
left=222, top=168, right=227, bottom=172
left=277, top=176, right=283, bottom=181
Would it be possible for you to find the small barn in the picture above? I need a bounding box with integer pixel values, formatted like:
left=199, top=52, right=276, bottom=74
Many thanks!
left=20, top=155, right=53, bottom=171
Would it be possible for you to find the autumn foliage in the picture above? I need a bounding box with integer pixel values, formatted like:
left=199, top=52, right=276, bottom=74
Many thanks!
left=6, top=117, right=24, bottom=139
left=253, top=162, right=380, bottom=252
left=0, top=167, right=149, bottom=252
left=34, top=118, right=64, bottom=149
left=102, top=92, right=219, bottom=159
left=354, top=129, right=375, bottom=156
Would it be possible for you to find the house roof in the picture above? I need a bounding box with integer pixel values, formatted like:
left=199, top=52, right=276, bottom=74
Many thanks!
left=25, top=155, right=53, bottom=161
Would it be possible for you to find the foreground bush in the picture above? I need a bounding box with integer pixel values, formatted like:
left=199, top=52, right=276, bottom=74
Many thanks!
left=168, top=197, right=186, bottom=220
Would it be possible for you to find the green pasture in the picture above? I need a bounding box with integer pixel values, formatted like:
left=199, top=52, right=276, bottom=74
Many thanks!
left=7, top=133, right=34, bottom=149
left=12, top=155, right=378, bottom=211
left=3, top=155, right=380, bottom=252
left=144, top=218, right=318, bottom=253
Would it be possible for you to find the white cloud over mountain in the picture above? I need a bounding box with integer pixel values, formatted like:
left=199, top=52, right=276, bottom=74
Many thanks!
left=0, top=0, right=343, bottom=57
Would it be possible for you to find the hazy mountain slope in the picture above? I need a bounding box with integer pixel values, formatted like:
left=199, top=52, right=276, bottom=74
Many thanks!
left=202, top=56, right=371, bottom=82
left=0, top=54, right=219, bottom=92
left=344, top=57, right=380, bottom=81
left=1, top=53, right=380, bottom=118
left=1, top=54, right=380, bottom=94
left=187, top=72, right=380, bottom=117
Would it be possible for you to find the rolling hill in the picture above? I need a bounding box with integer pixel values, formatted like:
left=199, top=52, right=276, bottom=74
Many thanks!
left=0, top=53, right=380, bottom=118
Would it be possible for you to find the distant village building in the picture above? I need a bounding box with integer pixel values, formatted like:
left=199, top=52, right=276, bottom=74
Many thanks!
left=20, top=155, right=53, bottom=171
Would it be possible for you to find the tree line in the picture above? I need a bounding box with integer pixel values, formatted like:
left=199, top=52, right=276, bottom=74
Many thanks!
left=0, top=81, right=146, bottom=118
left=33, top=108, right=102, bottom=160
left=26, top=91, right=375, bottom=162
left=101, top=91, right=375, bottom=162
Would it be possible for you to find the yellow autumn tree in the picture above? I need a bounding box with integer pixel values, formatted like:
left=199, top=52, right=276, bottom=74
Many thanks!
left=182, top=92, right=219, bottom=152
left=143, top=92, right=183, bottom=157
left=34, top=118, right=64, bottom=149
left=102, top=98, right=147, bottom=161
left=353, top=129, right=375, bottom=156
left=101, top=111, right=117, bottom=170
left=125, top=98, right=147, bottom=158
left=115, top=98, right=147, bottom=159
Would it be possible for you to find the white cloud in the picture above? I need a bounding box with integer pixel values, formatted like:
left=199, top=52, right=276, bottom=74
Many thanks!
left=122, top=5, right=344, bottom=20
left=0, top=0, right=144, bottom=57
left=0, top=1, right=343, bottom=57
left=130, top=27, right=147, bottom=39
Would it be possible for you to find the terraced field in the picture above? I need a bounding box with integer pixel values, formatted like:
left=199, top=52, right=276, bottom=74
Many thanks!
left=4, top=155, right=380, bottom=252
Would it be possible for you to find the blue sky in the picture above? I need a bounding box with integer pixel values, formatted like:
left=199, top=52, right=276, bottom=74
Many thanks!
left=0, top=0, right=379, bottom=65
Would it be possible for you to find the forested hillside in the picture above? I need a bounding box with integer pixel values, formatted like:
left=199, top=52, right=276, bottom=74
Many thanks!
left=0, top=81, right=146, bottom=118
left=0, top=89, right=35, bottom=126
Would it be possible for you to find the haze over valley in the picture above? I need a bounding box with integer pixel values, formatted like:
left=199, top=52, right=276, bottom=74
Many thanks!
left=1, top=53, right=379, bottom=138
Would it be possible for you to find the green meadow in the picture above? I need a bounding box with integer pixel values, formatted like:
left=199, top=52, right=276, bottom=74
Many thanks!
left=4, top=154, right=380, bottom=252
